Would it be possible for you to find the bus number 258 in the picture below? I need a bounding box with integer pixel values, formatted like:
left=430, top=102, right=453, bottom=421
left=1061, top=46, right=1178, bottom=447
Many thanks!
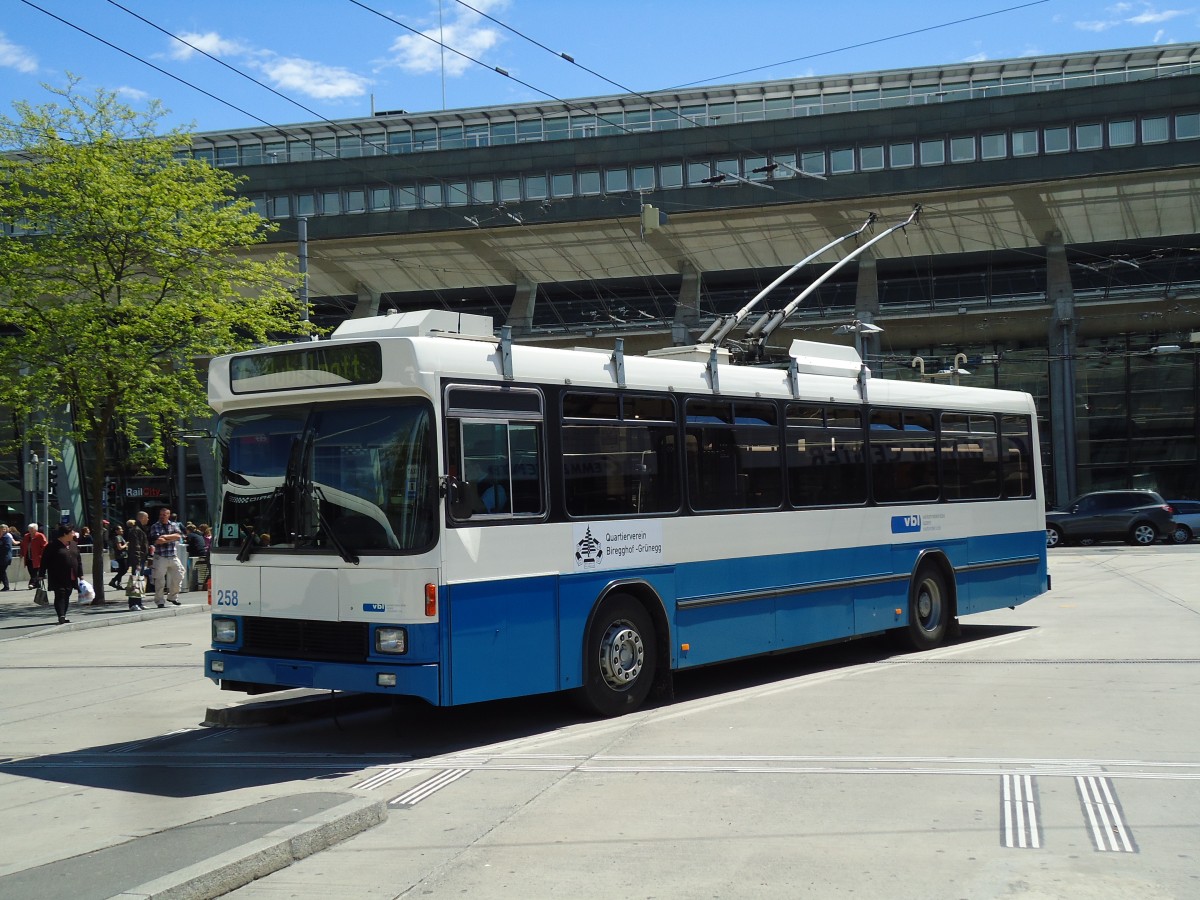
left=215, top=589, right=240, bottom=607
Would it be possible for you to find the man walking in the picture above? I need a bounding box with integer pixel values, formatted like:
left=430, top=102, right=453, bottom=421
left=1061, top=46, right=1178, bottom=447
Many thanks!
left=125, top=513, right=150, bottom=611
left=148, top=507, right=184, bottom=608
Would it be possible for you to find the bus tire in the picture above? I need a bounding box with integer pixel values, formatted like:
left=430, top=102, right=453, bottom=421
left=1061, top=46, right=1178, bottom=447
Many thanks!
left=575, top=593, right=657, bottom=717
left=903, top=565, right=951, bottom=652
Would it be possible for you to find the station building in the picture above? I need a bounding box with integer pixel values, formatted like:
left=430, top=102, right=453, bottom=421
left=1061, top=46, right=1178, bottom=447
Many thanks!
left=12, top=42, right=1200, bottom=527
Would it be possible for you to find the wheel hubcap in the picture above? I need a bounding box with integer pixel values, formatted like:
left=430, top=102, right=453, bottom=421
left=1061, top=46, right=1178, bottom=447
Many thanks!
left=1135, top=526, right=1154, bottom=544
left=917, top=581, right=941, bottom=631
left=599, top=620, right=644, bottom=690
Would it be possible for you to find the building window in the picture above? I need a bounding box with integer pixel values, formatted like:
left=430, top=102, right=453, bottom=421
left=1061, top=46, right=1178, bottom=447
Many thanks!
left=687, top=161, right=711, bottom=186
left=464, top=124, right=490, bottom=147
left=980, top=132, right=1006, bottom=159
left=388, top=131, right=412, bottom=154
left=421, top=184, right=443, bottom=207
left=773, top=152, right=797, bottom=178
left=269, top=195, right=291, bottom=218
left=919, top=139, right=945, bottom=165
left=950, top=136, right=976, bottom=162
left=499, top=178, right=521, bottom=202
left=859, top=145, right=884, bottom=171
left=632, top=165, right=655, bottom=191
left=447, top=182, right=470, bottom=206
left=1012, top=129, right=1039, bottom=156
left=339, top=135, right=363, bottom=158
left=524, top=174, right=548, bottom=200
left=1142, top=116, right=1168, bottom=143
left=370, top=187, right=391, bottom=211
left=438, top=125, right=464, bottom=150
left=469, top=180, right=493, bottom=206
left=288, top=140, right=312, bottom=162
left=396, top=186, right=419, bottom=209
left=345, top=189, right=366, bottom=213
left=660, top=163, right=682, bottom=189
left=1176, top=112, right=1200, bottom=140
left=1044, top=126, right=1070, bottom=153
left=579, top=170, right=602, bottom=194
left=830, top=148, right=855, bottom=174
left=801, top=150, right=826, bottom=176
left=890, top=142, right=914, bottom=168
left=240, top=143, right=264, bottom=165
left=1109, top=119, right=1136, bottom=147
left=1076, top=123, right=1102, bottom=150
left=491, top=122, right=516, bottom=145
left=605, top=167, right=630, bottom=192
left=517, top=120, right=543, bottom=143
left=551, top=173, right=574, bottom=197
left=320, top=191, right=340, bottom=215
left=296, top=193, right=315, bottom=217
left=215, top=146, right=239, bottom=167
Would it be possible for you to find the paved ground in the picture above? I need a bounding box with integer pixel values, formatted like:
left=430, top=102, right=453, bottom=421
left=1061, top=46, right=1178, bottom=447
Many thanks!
left=1, top=544, right=1197, bottom=899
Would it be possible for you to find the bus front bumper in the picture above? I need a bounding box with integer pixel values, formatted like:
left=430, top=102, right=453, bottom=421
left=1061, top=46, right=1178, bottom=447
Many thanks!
left=204, top=651, right=441, bottom=704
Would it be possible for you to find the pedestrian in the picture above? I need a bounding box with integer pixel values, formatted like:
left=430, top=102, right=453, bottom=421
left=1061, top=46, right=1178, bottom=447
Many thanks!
left=0, top=523, right=13, bottom=591
left=148, top=507, right=185, bottom=607
left=125, top=513, right=149, bottom=611
left=20, top=523, right=48, bottom=590
left=41, top=523, right=82, bottom=625
left=78, top=526, right=93, bottom=552
left=108, top=524, right=129, bottom=590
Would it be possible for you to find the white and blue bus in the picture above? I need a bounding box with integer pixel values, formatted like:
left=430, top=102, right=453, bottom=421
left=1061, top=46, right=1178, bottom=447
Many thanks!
left=204, top=309, right=1048, bottom=716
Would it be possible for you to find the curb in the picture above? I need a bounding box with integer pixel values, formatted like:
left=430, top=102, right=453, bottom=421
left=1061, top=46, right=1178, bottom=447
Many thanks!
left=204, top=689, right=388, bottom=727
left=109, top=795, right=387, bottom=900
left=0, top=602, right=206, bottom=640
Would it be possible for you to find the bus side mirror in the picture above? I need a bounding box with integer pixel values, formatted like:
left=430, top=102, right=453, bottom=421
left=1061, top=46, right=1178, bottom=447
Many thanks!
left=443, top=475, right=473, bottom=519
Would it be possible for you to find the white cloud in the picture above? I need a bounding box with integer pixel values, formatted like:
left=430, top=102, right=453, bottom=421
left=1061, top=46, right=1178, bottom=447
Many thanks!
left=1073, top=2, right=1194, bottom=33
left=168, top=31, right=250, bottom=61
left=962, top=52, right=989, bottom=63
left=165, top=29, right=369, bottom=101
left=386, top=0, right=507, bottom=77
left=1127, top=8, right=1188, bottom=23
left=253, top=57, right=370, bottom=100
left=115, top=85, right=151, bottom=102
left=0, top=31, right=38, bottom=74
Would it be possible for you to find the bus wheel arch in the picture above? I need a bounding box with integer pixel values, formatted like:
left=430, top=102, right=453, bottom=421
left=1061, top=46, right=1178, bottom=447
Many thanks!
left=574, top=582, right=670, bottom=717
left=901, top=551, right=957, bottom=651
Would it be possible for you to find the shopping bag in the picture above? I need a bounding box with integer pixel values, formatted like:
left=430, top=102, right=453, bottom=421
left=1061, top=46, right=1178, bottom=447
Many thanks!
left=33, top=578, right=49, bottom=606
left=110, top=559, right=120, bottom=571
left=126, top=575, right=144, bottom=600
left=77, top=578, right=95, bottom=603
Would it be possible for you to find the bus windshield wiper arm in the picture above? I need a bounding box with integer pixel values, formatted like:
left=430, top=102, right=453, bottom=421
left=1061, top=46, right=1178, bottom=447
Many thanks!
left=310, top=484, right=359, bottom=565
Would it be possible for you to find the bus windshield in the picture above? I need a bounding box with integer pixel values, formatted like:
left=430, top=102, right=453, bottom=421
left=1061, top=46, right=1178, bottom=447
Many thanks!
left=214, top=400, right=437, bottom=556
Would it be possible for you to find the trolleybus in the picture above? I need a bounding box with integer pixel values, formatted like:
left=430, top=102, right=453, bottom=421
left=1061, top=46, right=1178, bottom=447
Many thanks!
left=204, top=309, right=1048, bottom=716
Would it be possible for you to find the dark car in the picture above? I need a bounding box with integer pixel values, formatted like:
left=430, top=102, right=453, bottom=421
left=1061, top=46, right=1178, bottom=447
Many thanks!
left=1166, top=500, right=1200, bottom=544
left=1045, top=490, right=1175, bottom=548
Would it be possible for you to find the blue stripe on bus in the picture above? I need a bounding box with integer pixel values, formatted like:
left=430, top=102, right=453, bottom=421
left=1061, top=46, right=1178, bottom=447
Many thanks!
left=208, top=530, right=1046, bottom=707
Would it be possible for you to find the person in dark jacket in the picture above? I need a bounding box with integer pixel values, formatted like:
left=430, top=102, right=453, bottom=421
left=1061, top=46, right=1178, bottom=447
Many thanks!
left=125, top=514, right=150, bottom=611
left=41, top=524, right=82, bottom=625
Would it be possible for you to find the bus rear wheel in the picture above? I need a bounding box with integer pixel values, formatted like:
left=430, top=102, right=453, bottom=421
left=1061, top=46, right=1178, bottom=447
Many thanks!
left=575, top=593, right=657, bottom=717
left=903, top=566, right=951, bottom=651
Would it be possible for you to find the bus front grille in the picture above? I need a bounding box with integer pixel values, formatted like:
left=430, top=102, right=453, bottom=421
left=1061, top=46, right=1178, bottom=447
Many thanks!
left=240, top=618, right=369, bottom=663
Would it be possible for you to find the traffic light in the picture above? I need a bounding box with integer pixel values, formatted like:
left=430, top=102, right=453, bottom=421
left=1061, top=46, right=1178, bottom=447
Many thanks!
left=106, top=481, right=118, bottom=509
left=46, top=459, right=58, bottom=500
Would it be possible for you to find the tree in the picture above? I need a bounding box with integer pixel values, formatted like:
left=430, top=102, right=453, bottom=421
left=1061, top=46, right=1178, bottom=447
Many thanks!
left=0, top=78, right=307, bottom=604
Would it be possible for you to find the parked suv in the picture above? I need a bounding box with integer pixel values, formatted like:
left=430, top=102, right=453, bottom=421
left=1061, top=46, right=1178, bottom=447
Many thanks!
left=1045, top=490, right=1175, bottom=548
left=1167, top=500, right=1200, bottom=544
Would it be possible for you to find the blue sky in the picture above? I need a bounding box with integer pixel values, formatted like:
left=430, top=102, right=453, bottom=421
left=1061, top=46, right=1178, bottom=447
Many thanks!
left=1, top=0, right=1197, bottom=134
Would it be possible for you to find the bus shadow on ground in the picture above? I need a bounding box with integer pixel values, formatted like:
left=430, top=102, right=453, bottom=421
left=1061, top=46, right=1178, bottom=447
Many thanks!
left=0, top=623, right=1031, bottom=796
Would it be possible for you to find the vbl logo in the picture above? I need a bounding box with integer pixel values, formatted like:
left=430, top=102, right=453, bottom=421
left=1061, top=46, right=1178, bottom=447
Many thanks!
left=891, top=515, right=922, bottom=534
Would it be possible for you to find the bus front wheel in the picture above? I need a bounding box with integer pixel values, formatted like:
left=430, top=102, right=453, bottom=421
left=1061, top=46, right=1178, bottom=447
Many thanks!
left=576, top=593, right=657, bottom=717
left=903, top=566, right=951, bottom=652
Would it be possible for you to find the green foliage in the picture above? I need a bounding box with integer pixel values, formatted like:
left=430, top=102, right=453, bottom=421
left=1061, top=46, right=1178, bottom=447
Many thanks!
left=0, top=77, right=305, bottom=461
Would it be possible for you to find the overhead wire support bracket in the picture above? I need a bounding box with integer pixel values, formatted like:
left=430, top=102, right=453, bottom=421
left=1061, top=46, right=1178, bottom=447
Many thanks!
left=611, top=339, right=626, bottom=388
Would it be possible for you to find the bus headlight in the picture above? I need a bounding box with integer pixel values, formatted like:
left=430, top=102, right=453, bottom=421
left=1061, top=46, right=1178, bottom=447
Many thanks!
left=375, top=627, right=407, bottom=654
left=212, top=617, right=238, bottom=644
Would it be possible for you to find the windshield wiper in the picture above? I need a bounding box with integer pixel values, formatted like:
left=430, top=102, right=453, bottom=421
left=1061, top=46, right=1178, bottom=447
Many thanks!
left=310, top=484, right=360, bottom=565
